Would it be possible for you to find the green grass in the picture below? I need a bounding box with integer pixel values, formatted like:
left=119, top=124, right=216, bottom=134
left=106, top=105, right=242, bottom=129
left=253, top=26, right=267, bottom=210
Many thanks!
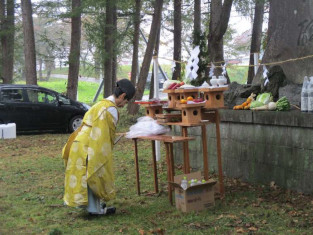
left=17, top=79, right=103, bottom=104
left=227, top=66, right=248, bottom=84
left=1, top=111, right=313, bottom=234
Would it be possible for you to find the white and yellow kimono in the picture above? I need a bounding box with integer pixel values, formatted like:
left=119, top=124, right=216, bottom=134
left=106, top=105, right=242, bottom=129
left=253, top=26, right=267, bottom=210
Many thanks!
left=62, top=99, right=117, bottom=207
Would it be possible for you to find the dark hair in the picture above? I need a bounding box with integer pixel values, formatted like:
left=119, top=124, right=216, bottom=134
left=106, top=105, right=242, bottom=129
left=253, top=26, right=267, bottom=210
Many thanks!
left=114, top=79, right=136, bottom=101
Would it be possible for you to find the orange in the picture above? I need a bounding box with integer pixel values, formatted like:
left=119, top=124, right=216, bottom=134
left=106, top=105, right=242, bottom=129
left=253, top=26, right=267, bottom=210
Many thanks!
left=180, top=99, right=187, bottom=104
left=187, top=96, right=194, bottom=101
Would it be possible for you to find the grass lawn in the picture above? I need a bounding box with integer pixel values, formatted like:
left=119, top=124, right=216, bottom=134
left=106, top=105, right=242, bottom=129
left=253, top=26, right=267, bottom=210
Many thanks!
left=1, top=111, right=313, bottom=234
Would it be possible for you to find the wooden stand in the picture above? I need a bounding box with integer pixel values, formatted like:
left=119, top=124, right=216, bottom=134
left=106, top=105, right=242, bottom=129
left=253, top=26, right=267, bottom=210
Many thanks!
left=132, top=135, right=195, bottom=205
left=143, top=104, right=163, bottom=118
left=199, top=87, right=228, bottom=109
left=159, top=109, right=225, bottom=198
left=163, top=89, right=180, bottom=108
left=179, top=103, right=205, bottom=124
left=174, top=88, right=199, bottom=100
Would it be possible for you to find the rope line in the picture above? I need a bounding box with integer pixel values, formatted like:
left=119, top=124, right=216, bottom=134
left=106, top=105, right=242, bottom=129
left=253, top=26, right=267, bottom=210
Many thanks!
left=153, top=54, right=313, bottom=68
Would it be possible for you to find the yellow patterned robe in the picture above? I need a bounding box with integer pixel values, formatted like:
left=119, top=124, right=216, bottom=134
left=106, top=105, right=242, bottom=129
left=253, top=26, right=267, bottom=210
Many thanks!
left=62, top=100, right=117, bottom=207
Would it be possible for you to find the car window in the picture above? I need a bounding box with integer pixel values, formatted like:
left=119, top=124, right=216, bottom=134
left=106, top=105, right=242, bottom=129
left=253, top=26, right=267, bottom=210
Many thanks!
left=59, top=95, right=71, bottom=105
left=0, top=89, right=24, bottom=102
left=26, top=89, right=57, bottom=105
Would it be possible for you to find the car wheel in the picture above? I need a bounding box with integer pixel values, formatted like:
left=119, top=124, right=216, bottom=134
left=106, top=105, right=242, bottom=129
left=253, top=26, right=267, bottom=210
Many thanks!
left=69, top=115, right=83, bottom=132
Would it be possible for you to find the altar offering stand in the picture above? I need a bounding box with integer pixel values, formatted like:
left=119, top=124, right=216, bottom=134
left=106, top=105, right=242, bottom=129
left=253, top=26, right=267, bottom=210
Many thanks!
left=135, top=100, right=167, bottom=118
left=199, top=86, right=228, bottom=109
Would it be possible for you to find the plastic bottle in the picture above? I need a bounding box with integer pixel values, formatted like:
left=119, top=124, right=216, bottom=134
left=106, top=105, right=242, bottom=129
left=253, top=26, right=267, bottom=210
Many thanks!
left=301, top=76, right=309, bottom=112
left=180, top=176, right=188, bottom=190
left=190, top=179, right=197, bottom=186
left=308, top=77, right=313, bottom=112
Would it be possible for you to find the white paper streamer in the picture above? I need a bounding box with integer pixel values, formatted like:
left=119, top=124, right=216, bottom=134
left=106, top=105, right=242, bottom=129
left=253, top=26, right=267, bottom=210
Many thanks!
left=185, top=46, right=200, bottom=80
left=263, top=65, right=269, bottom=86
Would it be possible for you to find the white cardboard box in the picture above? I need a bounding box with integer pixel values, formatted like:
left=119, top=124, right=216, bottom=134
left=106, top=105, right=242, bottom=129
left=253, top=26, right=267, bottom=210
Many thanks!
left=0, top=123, right=16, bottom=139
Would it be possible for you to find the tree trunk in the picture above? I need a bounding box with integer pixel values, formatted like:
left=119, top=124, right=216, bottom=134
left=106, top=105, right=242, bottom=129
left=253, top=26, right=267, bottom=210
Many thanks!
left=194, top=0, right=201, bottom=36
left=67, top=0, right=81, bottom=100
left=247, top=0, right=264, bottom=84
left=0, top=0, right=5, bottom=82
left=0, top=0, right=14, bottom=84
left=172, top=0, right=182, bottom=80
left=130, top=0, right=141, bottom=86
left=103, top=0, right=115, bottom=98
left=112, top=2, right=117, bottom=91
left=253, top=0, right=313, bottom=86
left=207, top=0, right=233, bottom=83
left=128, top=0, right=164, bottom=115
left=21, top=0, right=37, bottom=85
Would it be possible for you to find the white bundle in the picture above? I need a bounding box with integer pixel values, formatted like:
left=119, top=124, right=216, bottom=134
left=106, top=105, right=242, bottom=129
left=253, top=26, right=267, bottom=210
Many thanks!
left=125, top=116, right=170, bottom=139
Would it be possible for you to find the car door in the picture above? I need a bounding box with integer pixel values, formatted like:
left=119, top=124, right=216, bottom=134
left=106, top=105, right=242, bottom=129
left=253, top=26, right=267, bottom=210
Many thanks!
left=0, top=88, right=31, bottom=129
left=25, top=88, right=62, bottom=130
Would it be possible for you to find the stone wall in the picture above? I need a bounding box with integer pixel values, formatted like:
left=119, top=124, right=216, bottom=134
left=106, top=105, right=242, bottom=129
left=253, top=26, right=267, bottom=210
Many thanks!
left=172, top=110, right=313, bottom=194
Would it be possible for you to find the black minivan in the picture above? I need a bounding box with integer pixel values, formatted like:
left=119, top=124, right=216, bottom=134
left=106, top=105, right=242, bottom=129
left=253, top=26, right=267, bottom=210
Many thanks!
left=0, top=84, right=90, bottom=132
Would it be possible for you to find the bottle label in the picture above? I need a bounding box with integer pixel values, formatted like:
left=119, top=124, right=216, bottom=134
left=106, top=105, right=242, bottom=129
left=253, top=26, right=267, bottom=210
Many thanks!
left=301, top=97, right=308, bottom=111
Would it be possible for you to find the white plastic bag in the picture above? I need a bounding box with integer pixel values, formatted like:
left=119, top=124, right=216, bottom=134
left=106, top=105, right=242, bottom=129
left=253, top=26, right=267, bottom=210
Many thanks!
left=125, top=116, right=170, bottom=139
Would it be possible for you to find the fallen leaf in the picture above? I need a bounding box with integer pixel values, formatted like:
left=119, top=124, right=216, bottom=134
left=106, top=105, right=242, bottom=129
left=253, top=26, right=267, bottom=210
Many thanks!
left=248, top=226, right=258, bottom=231
left=138, top=229, right=145, bottom=235
left=235, top=228, right=245, bottom=233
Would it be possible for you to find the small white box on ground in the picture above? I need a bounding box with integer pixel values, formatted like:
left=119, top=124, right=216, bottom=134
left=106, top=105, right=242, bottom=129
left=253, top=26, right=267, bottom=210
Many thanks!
left=0, top=123, right=16, bottom=139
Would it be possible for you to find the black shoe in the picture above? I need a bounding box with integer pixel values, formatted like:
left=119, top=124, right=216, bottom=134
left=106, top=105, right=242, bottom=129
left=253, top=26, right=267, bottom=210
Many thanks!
left=104, top=206, right=116, bottom=215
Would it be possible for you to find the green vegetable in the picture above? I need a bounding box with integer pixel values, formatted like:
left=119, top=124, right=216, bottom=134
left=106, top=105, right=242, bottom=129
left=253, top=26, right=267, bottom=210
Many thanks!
left=251, top=104, right=269, bottom=110
left=250, top=100, right=264, bottom=109
left=276, top=96, right=290, bottom=111
left=256, top=93, right=273, bottom=105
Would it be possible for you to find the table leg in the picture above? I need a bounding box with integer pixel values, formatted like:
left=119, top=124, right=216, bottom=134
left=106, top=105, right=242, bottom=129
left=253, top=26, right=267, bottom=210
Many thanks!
left=165, top=143, right=173, bottom=205
left=181, top=127, right=190, bottom=173
left=151, top=140, right=159, bottom=193
left=215, top=110, right=225, bottom=197
left=169, top=143, right=175, bottom=205
left=133, top=138, right=140, bottom=195
left=201, top=125, right=209, bottom=180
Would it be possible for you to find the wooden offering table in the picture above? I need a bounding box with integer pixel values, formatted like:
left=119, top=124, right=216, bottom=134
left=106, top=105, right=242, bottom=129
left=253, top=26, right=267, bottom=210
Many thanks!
left=135, top=100, right=168, bottom=119
left=174, top=88, right=199, bottom=100
left=132, top=135, right=195, bottom=205
left=160, top=108, right=225, bottom=198
left=199, top=86, right=228, bottom=109
left=162, top=89, right=180, bottom=109
left=142, top=104, right=163, bottom=118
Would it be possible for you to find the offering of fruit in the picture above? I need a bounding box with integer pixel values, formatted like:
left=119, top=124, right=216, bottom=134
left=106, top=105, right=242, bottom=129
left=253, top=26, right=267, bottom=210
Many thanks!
left=166, top=81, right=185, bottom=90
left=180, top=99, right=187, bottom=104
left=187, top=96, right=194, bottom=101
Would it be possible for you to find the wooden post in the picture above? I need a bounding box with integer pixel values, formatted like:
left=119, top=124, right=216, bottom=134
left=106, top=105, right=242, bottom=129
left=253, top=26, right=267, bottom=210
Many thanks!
left=165, top=143, right=172, bottom=204
left=151, top=140, right=159, bottom=193
left=181, top=127, right=190, bottom=173
left=133, top=138, right=140, bottom=195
